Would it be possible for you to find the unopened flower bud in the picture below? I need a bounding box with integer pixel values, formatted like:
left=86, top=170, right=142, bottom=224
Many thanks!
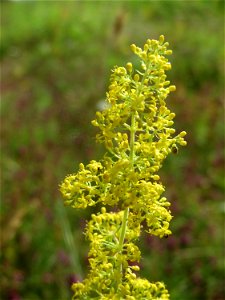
left=169, top=85, right=176, bottom=92
left=159, top=35, right=165, bottom=44
left=126, top=62, right=133, bottom=72
left=134, top=74, right=140, bottom=82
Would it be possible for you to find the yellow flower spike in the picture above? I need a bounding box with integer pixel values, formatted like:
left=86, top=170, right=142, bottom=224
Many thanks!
left=60, top=36, right=186, bottom=299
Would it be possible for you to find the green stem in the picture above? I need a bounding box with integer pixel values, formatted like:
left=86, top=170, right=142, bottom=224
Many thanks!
left=117, top=63, right=148, bottom=282
left=130, top=113, right=135, bottom=164
left=118, top=207, right=130, bottom=251
left=118, top=112, right=136, bottom=279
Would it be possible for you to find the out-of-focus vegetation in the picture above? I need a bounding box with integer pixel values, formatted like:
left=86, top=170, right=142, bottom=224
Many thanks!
left=0, top=1, right=224, bottom=300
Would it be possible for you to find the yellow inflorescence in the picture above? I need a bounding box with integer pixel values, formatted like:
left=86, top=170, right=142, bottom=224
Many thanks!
left=60, top=36, right=187, bottom=299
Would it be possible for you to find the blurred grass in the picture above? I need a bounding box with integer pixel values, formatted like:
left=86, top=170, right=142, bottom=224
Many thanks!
left=1, top=1, right=224, bottom=299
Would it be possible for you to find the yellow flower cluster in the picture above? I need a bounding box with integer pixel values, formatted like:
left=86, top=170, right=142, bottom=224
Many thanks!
left=60, top=36, right=187, bottom=299
left=71, top=208, right=169, bottom=299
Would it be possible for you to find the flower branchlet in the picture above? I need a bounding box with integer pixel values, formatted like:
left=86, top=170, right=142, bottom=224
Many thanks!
left=60, top=36, right=187, bottom=299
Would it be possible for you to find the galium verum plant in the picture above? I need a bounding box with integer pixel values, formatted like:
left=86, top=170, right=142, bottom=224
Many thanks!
left=60, top=35, right=187, bottom=299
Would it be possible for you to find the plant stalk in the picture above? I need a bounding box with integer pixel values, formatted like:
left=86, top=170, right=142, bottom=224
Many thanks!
left=118, top=112, right=136, bottom=278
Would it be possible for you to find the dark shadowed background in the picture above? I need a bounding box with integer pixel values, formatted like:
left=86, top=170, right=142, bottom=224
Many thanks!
left=1, top=1, right=224, bottom=299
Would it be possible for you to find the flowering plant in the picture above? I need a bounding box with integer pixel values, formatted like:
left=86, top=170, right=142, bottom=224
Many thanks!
left=60, top=35, right=186, bottom=299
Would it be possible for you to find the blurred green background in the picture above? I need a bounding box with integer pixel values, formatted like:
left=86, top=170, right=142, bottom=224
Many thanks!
left=1, top=1, right=224, bottom=299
